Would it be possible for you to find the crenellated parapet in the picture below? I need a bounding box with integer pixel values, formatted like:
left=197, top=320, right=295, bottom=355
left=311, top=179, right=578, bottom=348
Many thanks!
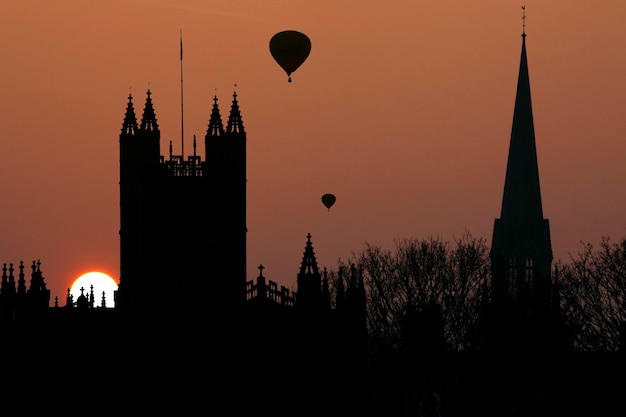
left=246, top=264, right=295, bottom=307
left=245, top=234, right=368, bottom=340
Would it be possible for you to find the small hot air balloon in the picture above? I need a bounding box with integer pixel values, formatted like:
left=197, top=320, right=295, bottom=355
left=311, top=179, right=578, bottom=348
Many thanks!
left=321, top=193, right=336, bottom=211
left=269, top=30, right=311, bottom=82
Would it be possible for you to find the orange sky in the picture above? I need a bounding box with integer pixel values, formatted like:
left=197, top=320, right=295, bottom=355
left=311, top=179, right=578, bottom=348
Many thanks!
left=1, top=1, right=625, bottom=304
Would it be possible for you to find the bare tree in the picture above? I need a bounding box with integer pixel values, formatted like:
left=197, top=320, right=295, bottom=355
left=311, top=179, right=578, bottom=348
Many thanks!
left=557, top=236, right=626, bottom=351
left=332, top=231, right=489, bottom=354
left=443, top=231, right=490, bottom=350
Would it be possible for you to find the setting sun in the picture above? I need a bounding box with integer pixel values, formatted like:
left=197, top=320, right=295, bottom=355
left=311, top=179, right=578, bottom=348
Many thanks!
left=70, top=272, right=118, bottom=308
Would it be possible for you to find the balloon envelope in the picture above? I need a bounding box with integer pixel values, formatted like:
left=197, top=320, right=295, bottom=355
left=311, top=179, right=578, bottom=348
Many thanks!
left=269, top=30, right=311, bottom=82
left=321, top=194, right=336, bottom=210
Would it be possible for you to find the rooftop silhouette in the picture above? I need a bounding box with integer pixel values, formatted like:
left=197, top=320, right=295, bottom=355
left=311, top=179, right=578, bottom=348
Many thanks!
left=0, top=15, right=623, bottom=416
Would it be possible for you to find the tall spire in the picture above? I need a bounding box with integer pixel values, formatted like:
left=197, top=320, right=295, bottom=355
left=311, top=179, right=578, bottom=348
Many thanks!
left=489, top=7, right=553, bottom=309
left=484, top=8, right=570, bottom=359
left=499, top=14, right=543, bottom=222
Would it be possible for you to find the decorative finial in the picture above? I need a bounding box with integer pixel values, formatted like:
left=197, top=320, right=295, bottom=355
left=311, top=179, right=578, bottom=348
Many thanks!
left=522, top=5, right=526, bottom=37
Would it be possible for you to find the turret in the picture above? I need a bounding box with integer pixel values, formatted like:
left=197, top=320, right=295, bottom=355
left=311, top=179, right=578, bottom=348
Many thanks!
left=17, top=261, right=26, bottom=296
left=205, top=95, right=225, bottom=144
left=138, top=89, right=161, bottom=166
left=296, top=233, right=322, bottom=312
left=203, top=90, right=248, bottom=307
left=119, top=90, right=161, bottom=180
left=121, top=93, right=138, bottom=136
left=27, top=260, right=50, bottom=310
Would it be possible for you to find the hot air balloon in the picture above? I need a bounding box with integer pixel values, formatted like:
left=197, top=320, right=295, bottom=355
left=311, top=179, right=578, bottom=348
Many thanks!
left=269, top=30, right=311, bottom=82
left=321, top=193, right=336, bottom=211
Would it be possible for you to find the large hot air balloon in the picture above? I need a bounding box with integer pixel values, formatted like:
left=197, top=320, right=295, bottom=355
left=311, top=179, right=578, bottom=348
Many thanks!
left=269, top=30, right=311, bottom=82
left=321, top=194, right=336, bottom=211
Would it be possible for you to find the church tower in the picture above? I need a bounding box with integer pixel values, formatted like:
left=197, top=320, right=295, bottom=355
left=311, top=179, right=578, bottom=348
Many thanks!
left=488, top=11, right=565, bottom=353
left=117, top=89, right=247, bottom=315
left=490, top=23, right=553, bottom=310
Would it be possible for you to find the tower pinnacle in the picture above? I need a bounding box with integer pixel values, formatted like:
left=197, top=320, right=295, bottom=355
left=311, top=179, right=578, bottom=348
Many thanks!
left=140, top=90, right=159, bottom=132
left=226, top=89, right=245, bottom=134
left=121, top=94, right=138, bottom=135
left=206, top=95, right=225, bottom=137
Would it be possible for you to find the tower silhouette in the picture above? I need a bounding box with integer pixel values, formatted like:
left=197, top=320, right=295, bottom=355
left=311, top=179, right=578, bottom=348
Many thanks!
left=491, top=28, right=552, bottom=302
left=458, top=20, right=577, bottom=417
left=486, top=25, right=566, bottom=353
left=114, top=87, right=369, bottom=414
left=117, top=90, right=247, bottom=316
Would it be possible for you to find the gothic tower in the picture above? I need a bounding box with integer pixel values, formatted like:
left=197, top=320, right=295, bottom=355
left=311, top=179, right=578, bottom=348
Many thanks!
left=117, top=90, right=247, bottom=315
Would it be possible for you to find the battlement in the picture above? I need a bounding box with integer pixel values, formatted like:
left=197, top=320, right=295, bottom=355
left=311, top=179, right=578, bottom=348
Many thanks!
left=160, top=155, right=203, bottom=177
left=246, top=275, right=295, bottom=307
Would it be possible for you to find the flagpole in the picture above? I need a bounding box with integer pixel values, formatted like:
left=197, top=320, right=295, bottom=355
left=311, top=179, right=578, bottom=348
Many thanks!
left=180, top=29, right=184, bottom=161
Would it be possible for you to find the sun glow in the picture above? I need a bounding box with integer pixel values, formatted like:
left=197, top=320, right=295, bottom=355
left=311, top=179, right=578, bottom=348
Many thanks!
left=70, top=272, right=118, bottom=308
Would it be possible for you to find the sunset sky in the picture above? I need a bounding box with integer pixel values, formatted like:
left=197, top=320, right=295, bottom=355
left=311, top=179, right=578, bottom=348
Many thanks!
left=1, top=1, right=625, bottom=303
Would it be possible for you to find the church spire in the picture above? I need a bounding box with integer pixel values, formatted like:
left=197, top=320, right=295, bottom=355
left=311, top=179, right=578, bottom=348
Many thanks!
left=490, top=9, right=553, bottom=306
left=499, top=19, right=543, bottom=222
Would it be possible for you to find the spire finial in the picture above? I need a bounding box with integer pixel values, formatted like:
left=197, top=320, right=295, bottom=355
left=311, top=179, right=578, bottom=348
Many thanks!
left=522, top=5, right=526, bottom=37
